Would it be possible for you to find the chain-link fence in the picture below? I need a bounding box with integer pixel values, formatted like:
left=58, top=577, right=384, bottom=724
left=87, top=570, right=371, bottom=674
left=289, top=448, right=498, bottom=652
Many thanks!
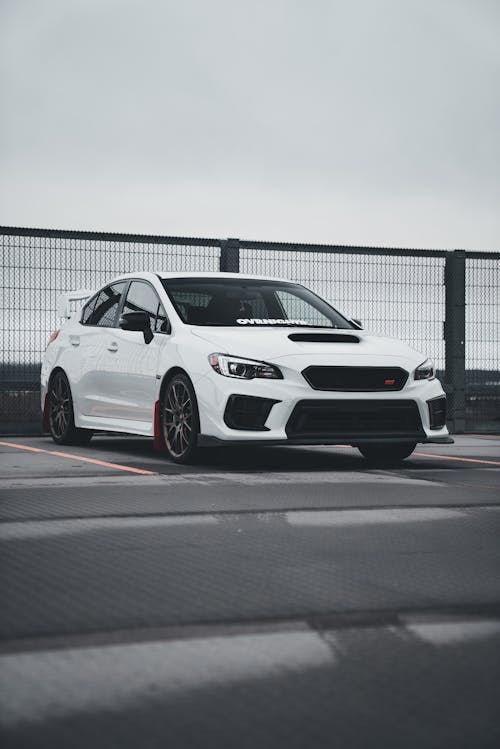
left=465, top=255, right=500, bottom=432
left=240, top=245, right=446, bottom=375
left=1, top=227, right=499, bottom=434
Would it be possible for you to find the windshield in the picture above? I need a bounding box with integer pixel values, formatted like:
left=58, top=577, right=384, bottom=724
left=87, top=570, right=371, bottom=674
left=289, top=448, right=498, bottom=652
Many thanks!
left=162, top=278, right=354, bottom=328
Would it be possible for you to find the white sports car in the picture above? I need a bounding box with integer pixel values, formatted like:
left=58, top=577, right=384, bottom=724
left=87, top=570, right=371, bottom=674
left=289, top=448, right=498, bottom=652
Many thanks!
left=41, top=272, right=452, bottom=464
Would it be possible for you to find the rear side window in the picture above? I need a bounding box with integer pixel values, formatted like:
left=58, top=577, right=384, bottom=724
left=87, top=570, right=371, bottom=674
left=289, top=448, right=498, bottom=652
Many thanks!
left=81, top=295, right=98, bottom=324
left=123, top=281, right=169, bottom=333
left=82, top=282, right=126, bottom=327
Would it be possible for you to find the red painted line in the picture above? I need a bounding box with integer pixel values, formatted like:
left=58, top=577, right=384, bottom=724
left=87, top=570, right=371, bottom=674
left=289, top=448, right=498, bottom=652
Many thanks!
left=0, top=441, right=158, bottom=475
left=414, top=451, right=500, bottom=467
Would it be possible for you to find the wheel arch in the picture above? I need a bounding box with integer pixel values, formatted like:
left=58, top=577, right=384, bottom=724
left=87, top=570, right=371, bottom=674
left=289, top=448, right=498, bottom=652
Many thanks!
left=154, top=366, right=197, bottom=451
left=48, top=365, right=68, bottom=382
left=43, top=366, right=69, bottom=432
left=159, top=366, right=193, bottom=401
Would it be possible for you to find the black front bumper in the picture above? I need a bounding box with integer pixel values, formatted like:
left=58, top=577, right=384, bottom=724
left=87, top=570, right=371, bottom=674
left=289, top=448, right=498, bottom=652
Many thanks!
left=201, top=395, right=454, bottom=447
left=285, top=399, right=427, bottom=442
left=198, top=434, right=454, bottom=446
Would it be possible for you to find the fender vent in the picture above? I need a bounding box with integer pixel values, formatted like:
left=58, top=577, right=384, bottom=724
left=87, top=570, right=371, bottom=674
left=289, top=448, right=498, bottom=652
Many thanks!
left=288, top=333, right=360, bottom=343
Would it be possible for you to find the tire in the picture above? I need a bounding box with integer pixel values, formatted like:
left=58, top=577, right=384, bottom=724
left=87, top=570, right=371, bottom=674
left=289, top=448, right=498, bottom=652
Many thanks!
left=160, top=373, right=200, bottom=464
left=48, top=370, right=93, bottom=446
left=357, top=441, right=416, bottom=466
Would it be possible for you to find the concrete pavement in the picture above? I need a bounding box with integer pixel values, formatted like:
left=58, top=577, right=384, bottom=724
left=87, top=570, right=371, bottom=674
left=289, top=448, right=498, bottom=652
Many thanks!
left=1, top=435, right=499, bottom=747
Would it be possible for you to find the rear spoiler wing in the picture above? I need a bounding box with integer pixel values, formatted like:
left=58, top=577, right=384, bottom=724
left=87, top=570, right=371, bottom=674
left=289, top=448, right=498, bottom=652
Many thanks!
left=57, top=289, right=93, bottom=319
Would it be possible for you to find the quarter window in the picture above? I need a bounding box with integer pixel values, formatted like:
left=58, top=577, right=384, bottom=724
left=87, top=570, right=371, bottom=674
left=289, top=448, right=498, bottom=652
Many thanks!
left=81, top=295, right=98, bottom=324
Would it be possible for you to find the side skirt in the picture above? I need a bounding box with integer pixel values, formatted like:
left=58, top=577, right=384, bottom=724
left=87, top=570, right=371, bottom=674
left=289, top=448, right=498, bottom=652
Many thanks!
left=76, top=413, right=154, bottom=436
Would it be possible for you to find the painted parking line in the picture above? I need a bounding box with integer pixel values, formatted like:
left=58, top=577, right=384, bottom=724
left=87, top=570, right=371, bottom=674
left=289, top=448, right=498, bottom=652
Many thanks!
left=464, top=434, right=500, bottom=440
left=1, top=441, right=498, bottom=473
left=414, top=452, right=500, bottom=467
left=0, top=441, right=158, bottom=476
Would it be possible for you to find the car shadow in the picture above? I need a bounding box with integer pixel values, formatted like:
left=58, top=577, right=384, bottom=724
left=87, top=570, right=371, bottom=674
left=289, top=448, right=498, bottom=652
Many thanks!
left=81, top=435, right=370, bottom=473
left=52, top=435, right=467, bottom=475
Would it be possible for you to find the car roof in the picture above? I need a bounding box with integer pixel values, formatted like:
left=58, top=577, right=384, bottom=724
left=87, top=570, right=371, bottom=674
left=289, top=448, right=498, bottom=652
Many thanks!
left=109, top=271, right=295, bottom=284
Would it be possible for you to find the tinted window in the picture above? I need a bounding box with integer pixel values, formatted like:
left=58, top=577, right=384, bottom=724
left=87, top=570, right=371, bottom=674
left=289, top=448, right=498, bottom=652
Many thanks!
left=87, top=282, right=126, bottom=327
left=164, top=290, right=212, bottom=324
left=81, top=295, right=98, bottom=324
left=276, top=289, right=333, bottom=328
left=162, top=278, right=353, bottom=329
left=123, top=281, right=169, bottom=333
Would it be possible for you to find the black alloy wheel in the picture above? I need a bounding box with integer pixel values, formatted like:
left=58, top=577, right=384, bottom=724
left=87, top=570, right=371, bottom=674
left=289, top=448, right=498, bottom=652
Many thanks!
left=48, top=371, right=93, bottom=445
left=161, top=373, right=200, bottom=463
left=357, top=441, right=417, bottom=465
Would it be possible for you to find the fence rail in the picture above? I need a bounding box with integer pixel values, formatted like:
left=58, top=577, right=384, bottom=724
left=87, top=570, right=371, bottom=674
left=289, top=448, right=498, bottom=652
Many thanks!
left=1, top=226, right=499, bottom=435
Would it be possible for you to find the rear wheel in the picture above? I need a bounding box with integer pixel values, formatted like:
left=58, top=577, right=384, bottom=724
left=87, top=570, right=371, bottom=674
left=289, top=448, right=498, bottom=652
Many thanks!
left=48, top=371, right=93, bottom=446
left=357, top=441, right=416, bottom=465
left=161, top=373, right=200, bottom=464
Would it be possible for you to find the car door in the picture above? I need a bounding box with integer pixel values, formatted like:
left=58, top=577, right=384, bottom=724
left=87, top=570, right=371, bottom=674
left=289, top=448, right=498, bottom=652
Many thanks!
left=103, top=280, right=170, bottom=423
left=76, top=281, right=127, bottom=418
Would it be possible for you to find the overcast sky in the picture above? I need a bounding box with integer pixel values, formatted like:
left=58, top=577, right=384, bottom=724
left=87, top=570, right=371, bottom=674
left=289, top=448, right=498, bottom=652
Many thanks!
left=1, top=0, right=499, bottom=249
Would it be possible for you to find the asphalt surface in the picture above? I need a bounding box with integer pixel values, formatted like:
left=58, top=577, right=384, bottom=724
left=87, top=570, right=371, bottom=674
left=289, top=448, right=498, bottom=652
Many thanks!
left=1, top=434, right=499, bottom=748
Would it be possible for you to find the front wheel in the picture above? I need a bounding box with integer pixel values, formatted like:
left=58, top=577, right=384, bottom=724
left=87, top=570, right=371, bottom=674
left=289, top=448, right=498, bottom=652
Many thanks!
left=161, top=373, right=200, bottom=463
left=48, top=371, right=93, bottom=446
left=357, top=442, right=416, bottom=466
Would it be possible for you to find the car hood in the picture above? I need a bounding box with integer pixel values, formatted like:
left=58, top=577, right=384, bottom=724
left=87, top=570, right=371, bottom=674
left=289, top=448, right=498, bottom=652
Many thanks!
left=190, top=327, right=427, bottom=369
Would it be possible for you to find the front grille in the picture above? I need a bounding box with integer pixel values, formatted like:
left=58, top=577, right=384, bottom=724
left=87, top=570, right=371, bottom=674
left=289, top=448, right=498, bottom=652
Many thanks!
left=428, top=396, right=447, bottom=429
left=303, top=366, right=408, bottom=391
left=224, top=395, right=280, bottom=431
left=286, top=399, right=424, bottom=440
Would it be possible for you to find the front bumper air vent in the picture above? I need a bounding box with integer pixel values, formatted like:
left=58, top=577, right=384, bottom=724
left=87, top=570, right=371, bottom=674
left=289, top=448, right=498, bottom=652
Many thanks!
left=224, top=395, right=280, bottom=431
left=428, top=396, right=447, bottom=430
left=286, top=399, right=425, bottom=440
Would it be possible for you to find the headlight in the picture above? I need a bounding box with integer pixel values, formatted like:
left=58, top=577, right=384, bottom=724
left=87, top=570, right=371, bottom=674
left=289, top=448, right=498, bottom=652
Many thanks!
left=208, top=353, right=283, bottom=380
left=414, top=358, right=435, bottom=380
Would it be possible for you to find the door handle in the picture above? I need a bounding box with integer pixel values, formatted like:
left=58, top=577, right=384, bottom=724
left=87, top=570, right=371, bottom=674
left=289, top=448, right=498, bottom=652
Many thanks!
left=107, top=342, right=119, bottom=352
left=69, top=336, right=80, bottom=347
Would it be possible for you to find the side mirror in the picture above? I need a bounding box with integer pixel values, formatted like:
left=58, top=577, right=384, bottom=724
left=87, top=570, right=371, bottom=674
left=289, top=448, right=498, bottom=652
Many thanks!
left=350, top=318, right=363, bottom=329
left=119, top=311, right=154, bottom=344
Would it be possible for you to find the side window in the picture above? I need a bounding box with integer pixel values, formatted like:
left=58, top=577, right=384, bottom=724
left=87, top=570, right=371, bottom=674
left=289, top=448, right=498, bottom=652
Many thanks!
left=123, top=281, right=169, bottom=334
left=88, top=282, right=126, bottom=327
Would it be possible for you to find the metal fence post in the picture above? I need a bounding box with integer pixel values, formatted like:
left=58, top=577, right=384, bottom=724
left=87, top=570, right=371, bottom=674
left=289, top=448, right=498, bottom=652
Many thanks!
left=444, top=250, right=466, bottom=433
left=219, top=238, right=240, bottom=273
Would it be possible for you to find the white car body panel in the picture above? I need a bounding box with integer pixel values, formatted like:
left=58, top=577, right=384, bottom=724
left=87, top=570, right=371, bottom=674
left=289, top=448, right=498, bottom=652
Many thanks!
left=96, top=328, right=162, bottom=421
left=41, top=271, right=451, bottom=448
left=191, top=326, right=418, bottom=363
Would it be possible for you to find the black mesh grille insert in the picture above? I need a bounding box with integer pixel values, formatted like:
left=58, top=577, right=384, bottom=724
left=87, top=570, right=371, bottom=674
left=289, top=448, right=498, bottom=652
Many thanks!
left=428, top=396, right=447, bottom=429
left=286, top=399, right=424, bottom=439
left=303, top=366, right=408, bottom=391
left=224, top=395, right=280, bottom=431
left=288, top=333, right=360, bottom=343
